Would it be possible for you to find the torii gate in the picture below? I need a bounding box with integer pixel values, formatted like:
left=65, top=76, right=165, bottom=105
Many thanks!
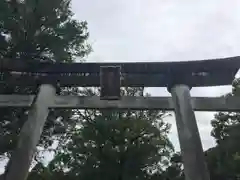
left=1, top=56, right=240, bottom=180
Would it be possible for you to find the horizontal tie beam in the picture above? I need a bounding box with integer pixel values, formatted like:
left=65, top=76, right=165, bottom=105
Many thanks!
left=0, top=95, right=239, bottom=112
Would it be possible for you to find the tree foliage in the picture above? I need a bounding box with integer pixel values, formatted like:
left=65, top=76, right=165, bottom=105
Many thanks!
left=0, top=0, right=90, bottom=61
left=206, top=78, right=240, bottom=180
left=0, top=0, right=90, bottom=163
left=27, top=88, right=176, bottom=180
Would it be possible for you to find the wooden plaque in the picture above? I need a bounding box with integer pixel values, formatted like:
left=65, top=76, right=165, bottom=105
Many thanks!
left=100, top=66, right=121, bottom=100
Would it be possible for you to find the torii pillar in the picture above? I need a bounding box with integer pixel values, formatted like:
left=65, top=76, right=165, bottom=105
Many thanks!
left=168, top=77, right=210, bottom=180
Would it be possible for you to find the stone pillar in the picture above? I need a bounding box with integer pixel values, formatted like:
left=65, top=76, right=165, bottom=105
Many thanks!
left=168, top=84, right=210, bottom=180
left=5, top=84, right=56, bottom=180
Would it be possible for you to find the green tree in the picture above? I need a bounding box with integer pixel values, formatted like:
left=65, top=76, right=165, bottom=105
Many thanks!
left=0, top=0, right=90, bottom=60
left=206, top=78, right=240, bottom=179
left=34, top=88, right=174, bottom=180
left=151, top=153, right=184, bottom=180
left=0, top=0, right=90, bottom=166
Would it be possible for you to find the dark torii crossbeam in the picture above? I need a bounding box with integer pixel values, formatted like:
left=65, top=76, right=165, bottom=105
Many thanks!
left=1, top=56, right=240, bottom=180
left=2, top=56, right=240, bottom=87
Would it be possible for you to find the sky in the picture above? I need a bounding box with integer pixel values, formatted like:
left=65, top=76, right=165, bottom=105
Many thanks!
left=71, top=0, right=240, bottom=151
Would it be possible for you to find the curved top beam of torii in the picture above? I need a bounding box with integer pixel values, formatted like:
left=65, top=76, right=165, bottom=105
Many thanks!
left=2, top=55, right=240, bottom=73
left=1, top=56, right=240, bottom=87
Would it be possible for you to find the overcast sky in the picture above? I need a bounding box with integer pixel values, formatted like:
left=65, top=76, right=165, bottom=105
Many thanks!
left=71, top=0, right=240, bottom=151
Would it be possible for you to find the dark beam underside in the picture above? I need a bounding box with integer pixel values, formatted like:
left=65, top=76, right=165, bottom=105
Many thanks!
left=2, top=70, right=237, bottom=87
left=1, top=95, right=240, bottom=112
left=2, top=56, right=240, bottom=74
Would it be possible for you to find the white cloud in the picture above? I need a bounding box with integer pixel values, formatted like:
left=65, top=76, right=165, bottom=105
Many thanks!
left=71, top=0, right=240, bottom=150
